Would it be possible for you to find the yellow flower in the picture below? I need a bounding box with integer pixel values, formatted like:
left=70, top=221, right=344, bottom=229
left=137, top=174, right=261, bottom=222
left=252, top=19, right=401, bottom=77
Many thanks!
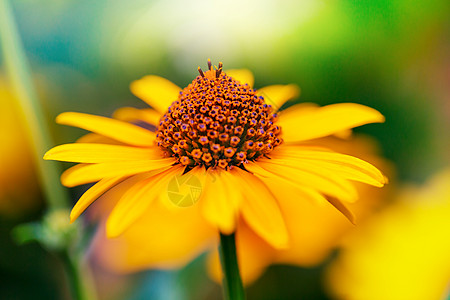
left=44, top=62, right=387, bottom=272
left=326, top=169, right=450, bottom=300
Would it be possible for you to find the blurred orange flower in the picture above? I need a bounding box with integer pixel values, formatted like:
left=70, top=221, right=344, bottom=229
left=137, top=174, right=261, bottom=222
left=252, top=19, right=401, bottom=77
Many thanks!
left=44, top=63, right=387, bottom=281
left=326, top=169, right=450, bottom=300
left=0, top=78, right=40, bottom=219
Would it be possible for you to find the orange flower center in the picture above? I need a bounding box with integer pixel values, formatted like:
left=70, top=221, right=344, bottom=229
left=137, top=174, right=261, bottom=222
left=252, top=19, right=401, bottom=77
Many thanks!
left=156, top=61, right=282, bottom=169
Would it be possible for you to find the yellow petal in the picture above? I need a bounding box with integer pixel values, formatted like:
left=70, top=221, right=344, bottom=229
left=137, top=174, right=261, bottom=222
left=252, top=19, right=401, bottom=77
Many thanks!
left=271, top=146, right=387, bottom=187
left=106, top=165, right=184, bottom=238
left=217, top=169, right=242, bottom=209
left=333, top=129, right=353, bottom=139
left=60, top=159, right=175, bottom=187
left=243, top=161, right=274, bottom=178
left=60, top=164, right=87, bottom=186
left=257, top=84, right=300, bottom=112
left=251, top=167, right=329, bottom=206
left=130, top=75, right=181, bottom=113
left=246, top=160, right=327, bottom=205
left=327, top=196, right=356, bottom=224
left=256, top=159, right=358, bottom=202
left=200, top=168, right=239, bottom=234
left=44, top=143, right=163, bottom=163
left=263, top=177, right=357, bottom=265
left=225, top=69, right=254, bottom=87
left=157, top=165, right=206, bottom=210
left=84, top=173, right=162, bottom=220
left=70, top=176, right=127, bottom=222
left=91, top=198, right=216, bottom=272
left=57, top=112, right=155, bottom=147
left=278, top=103, right=385, bottom=142
left=278, top=102, right=319, bottom=119
left=272, top=158, right=365, bottom=203
left=113, top=107, right=161, bottom=126
left=264, top=157, right=360, bottom=203
left=231, top=167, right=289, bottom=249
left=279, top=105, right=354, bottom=139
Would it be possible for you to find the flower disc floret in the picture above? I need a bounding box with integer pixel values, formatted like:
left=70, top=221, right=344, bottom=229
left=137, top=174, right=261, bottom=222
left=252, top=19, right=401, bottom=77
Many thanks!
left=155, top=62, right=282, bottom=169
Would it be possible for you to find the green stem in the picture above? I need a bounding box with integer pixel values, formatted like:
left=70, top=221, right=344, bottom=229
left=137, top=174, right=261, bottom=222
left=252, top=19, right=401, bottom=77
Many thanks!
left=0, top=0, right=68, bottom=210
left=219, top=232, right=246, bottom=300
left=60, top=250, right=95, bottom=300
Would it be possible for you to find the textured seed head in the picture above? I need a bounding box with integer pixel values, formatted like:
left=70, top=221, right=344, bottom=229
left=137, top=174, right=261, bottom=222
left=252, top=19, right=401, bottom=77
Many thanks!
left=156, top=61, right=282, bottom=169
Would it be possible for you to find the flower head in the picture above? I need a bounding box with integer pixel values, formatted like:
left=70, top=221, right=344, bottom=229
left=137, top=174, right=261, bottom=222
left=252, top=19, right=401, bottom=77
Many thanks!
left=44, top=61, right=387, bottom=253
left=156, top=61, right=281, bottom=169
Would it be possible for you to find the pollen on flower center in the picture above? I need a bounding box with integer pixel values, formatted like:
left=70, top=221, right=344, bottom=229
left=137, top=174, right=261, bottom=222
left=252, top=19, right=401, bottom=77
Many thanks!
left=155, top=60, right=282, bottom=169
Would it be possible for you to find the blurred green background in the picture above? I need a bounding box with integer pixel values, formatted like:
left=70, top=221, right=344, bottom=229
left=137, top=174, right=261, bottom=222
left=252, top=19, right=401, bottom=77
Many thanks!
left=1, top=0, right=449, bottom=299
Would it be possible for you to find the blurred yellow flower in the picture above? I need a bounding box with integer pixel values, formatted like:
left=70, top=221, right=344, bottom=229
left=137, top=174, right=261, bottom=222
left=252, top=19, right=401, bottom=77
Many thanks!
left=326, top=169, right=450, bottom=300
left=0, top=78, right=40, bottom=218
left=44, top=62, right=386, bottom=275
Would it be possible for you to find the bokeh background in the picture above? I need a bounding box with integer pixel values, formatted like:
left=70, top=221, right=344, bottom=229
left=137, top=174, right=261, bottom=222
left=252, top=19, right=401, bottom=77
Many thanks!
left=1, top=0, right=449, bottom=299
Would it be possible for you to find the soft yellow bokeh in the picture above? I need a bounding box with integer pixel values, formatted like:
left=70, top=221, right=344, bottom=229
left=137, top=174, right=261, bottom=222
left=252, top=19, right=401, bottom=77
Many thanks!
left=326, top=169, right=450, bottom=300
left=0, top=78, right=40, bottom=218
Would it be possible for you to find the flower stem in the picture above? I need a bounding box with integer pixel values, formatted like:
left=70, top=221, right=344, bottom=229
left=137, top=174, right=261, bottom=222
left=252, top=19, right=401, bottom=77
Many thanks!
left=219, top=232, right=246, bottom=300
left=60, top=251, right=91, bottom=300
